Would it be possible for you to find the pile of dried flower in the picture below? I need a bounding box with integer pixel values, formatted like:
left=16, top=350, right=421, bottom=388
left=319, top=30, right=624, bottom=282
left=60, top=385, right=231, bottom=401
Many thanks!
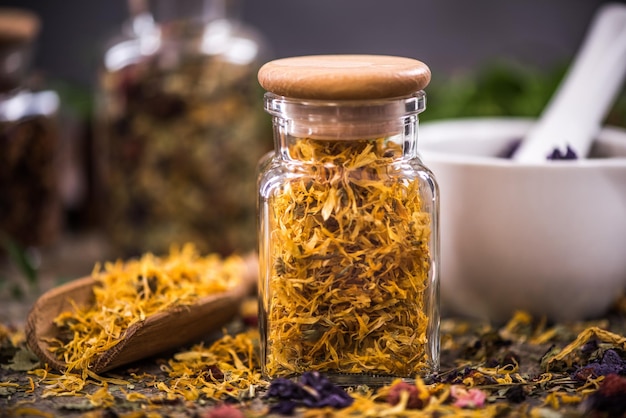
left=2, top=252, right=626, bottom=417
left=9, top=311, right=626, bottom=416
left=46, top=243, right=248, bottom=374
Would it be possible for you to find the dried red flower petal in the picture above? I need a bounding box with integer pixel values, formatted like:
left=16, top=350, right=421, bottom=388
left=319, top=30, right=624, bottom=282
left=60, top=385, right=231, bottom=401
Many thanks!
left=597, top=373, right=626, bottom=397
left=206, top=365, right=224, bottom=380
left=202, top=404, right=245, bottom=418
left=583, top=373, right=626, bottom=416
left=386, top=381, right=425, bottom=409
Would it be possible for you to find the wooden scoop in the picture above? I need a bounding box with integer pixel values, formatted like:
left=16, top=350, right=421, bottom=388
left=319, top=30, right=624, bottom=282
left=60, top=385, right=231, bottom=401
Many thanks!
left=25, top=253, right=258, bottom=374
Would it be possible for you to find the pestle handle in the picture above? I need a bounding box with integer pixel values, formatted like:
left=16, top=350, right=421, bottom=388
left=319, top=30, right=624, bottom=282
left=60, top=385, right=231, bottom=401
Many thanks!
left=513, top=3, right=626, bottom=163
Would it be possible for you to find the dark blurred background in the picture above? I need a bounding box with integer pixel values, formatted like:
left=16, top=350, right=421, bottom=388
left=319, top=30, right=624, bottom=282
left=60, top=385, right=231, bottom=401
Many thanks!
left=1, top=0, right=624, bottom=124
left=0, top=0, right=624, bottom=318
left=1, top=0, right=624, bottom=294
left=0, top=0, right=612, bottom=86
left=1, top=0, right=623, bottom=229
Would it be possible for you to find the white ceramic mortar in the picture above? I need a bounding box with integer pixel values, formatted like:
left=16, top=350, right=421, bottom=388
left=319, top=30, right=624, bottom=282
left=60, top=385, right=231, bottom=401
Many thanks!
left=420, top=117, right=626, bottom=322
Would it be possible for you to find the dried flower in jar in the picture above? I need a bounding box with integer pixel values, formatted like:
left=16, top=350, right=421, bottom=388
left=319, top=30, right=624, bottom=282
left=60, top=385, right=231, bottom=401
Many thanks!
left=263, top=136, right=433, bottom=378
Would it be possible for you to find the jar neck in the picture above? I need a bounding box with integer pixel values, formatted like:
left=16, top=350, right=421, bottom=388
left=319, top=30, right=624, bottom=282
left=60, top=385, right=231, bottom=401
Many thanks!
left=127, top=0, right=237, bottom=32
left=265, top=92, right=425, bottom=162
left=106, top=0, right=257, bottom=72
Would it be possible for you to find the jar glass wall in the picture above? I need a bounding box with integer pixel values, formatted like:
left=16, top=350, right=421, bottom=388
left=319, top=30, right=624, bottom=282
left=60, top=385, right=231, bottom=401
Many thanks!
left=258, top=91, right=440, bottom=385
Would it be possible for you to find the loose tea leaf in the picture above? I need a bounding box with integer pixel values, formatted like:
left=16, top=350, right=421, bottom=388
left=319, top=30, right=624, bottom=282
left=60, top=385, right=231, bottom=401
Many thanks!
left=4, top=347, right=40, bottom=371
left=263, top=136, right=434, bottom=378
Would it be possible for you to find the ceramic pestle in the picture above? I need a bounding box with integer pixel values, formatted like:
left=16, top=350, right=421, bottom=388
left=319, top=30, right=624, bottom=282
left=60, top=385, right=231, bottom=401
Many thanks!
left=513, top=3, right=626, bottom=162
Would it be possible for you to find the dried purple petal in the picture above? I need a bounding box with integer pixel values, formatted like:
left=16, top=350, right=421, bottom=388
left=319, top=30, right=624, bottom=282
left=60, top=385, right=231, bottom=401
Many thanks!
left=581, top=339, right=600, bottom=356
left=547, top=144, right=578, bottom=160
left=500, top=139, right=521, bottom=159
left=573, top=349, right=626, bottom=381
left=265, top=377, right=305, bottom=399
left=316, top=392, right=353, bottom=408
left=300, top=371, right=332, bottom=392
left=265, top=372, right=353, bottom=414
left=270, top=400, right=299, bottom=416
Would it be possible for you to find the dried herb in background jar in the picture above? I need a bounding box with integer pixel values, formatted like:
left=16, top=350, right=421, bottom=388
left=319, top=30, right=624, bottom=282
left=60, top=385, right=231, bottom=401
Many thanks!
left=0, top=8, right=61, bottom=250
left=96, top=0, right=271, bottom=257
left=257, top=55, right=440, bottom=385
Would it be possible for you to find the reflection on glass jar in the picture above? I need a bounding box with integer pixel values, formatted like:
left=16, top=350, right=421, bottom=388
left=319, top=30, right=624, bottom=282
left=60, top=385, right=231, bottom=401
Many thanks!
left=96, top=0, right=271, bottom=258
left=0, top=8, right=61, bottom=251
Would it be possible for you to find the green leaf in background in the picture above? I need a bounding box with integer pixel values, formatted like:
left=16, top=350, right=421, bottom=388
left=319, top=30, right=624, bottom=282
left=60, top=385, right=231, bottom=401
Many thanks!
left=0, top=231, right=38, bottom=290
left=423, top=60, right=626, bottom=128
left=48, top=80, right=94, bottom=120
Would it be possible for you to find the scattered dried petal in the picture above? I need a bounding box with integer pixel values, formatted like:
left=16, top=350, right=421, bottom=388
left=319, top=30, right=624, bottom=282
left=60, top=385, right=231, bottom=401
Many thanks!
left=450, top=385, right=487, bottom=408
left=504, top=385, right=526, bottom=403
left=265, top=372, right=353, bottom=415
left=582, top=373, right=626, bottom=416
left=573, top=349, right=626, bottom=381
left=386, top=381, right=426, bottom=409
left=202, top=403, right=245, bottom=418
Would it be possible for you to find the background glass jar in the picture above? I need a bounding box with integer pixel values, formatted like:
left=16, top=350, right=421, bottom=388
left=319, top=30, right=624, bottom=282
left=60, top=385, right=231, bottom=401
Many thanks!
left=258, top=83, right=440, bottom=385
left=96, top=0, right=271, bottom=258
left=0, top=8, right=61, bottom=252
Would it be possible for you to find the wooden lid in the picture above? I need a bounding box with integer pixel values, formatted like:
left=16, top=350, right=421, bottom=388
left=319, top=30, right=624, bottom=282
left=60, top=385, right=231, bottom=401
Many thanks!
left=0, top=8, right=40, bottom=44
left=258, top=54, right=431, bottom=100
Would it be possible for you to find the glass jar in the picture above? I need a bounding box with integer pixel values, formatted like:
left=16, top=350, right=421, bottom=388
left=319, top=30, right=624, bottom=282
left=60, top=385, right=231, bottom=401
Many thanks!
left=257, top=55, right=440, bottom=384
left=96, top=0, right=271, bottom=258
left=0, top=8, right=61, bottom=251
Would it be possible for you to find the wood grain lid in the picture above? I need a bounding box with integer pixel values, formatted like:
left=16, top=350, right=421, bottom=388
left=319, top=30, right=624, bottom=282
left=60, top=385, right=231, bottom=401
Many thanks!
left=258, top=54, right=431, bottom=100
left=0, top=8, right=40, bottom=44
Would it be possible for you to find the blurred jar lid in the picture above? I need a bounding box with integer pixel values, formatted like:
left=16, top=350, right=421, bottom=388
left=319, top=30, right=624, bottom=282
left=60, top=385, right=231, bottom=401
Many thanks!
left=0, top=8, right=40, bottom=45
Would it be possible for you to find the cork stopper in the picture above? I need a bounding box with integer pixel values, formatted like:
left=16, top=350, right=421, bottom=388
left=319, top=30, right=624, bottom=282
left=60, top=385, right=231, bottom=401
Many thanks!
left=258, top=54, right=431, bottom=100
left=0, top=8, right=40, bottom=45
